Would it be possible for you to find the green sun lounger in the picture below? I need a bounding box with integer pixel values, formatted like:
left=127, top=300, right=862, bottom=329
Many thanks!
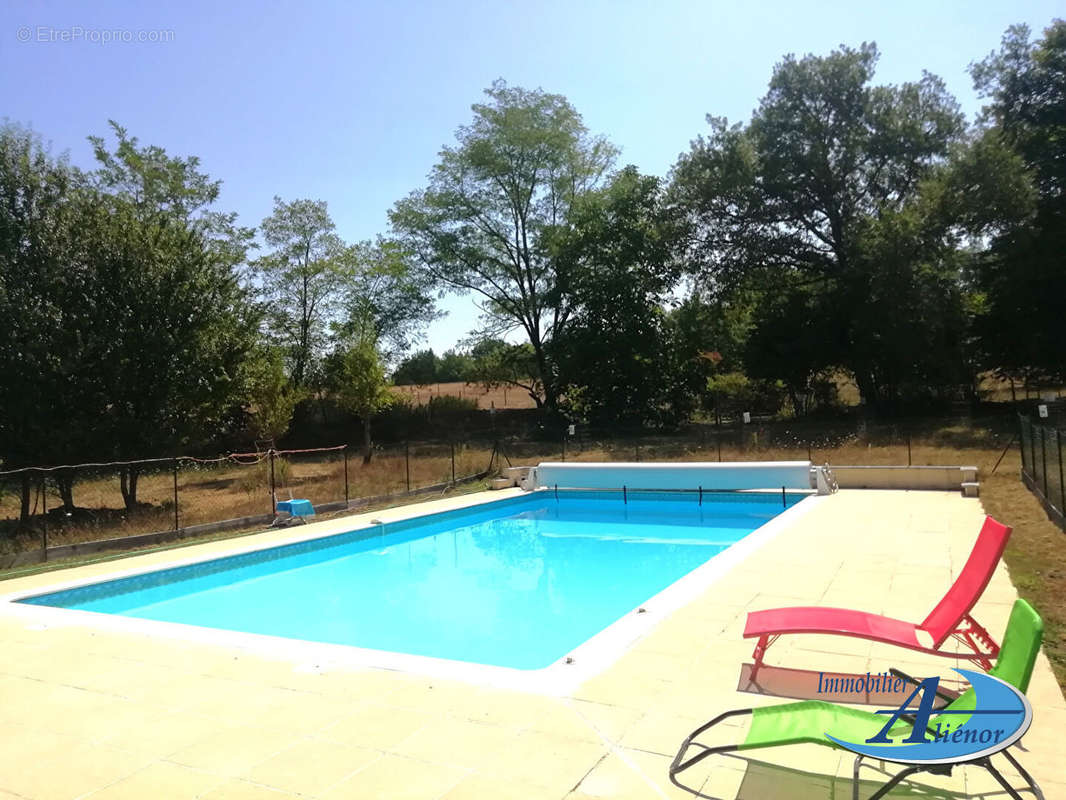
left=670, top=599, right=1045, bottom=800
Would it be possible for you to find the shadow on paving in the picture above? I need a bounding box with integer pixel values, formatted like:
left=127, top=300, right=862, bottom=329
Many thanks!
left=673, top=757, right=970, bottom=799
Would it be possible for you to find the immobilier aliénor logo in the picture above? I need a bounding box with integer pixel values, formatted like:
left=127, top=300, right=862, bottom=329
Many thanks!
left=824, top=668, right=1032, bottom=765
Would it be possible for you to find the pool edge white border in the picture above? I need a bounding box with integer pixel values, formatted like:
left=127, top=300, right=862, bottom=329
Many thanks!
left=0, top=490, right=825, bottom=696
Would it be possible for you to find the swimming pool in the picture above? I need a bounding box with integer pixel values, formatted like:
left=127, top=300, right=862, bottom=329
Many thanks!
left=18, top=490, right=805, bottom=671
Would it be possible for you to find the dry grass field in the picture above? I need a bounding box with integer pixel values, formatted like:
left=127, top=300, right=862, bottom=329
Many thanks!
left=392, top=381, right=540, bottom=409
left=0, top=443, right=494, bottom=554
left=390, top=373, right=1064, bottom=411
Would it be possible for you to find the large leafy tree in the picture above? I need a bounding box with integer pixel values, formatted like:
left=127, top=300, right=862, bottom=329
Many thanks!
left=390, top=80, right=617, bottom=410
left=334, top=237, right=438, bottom=363
left=464, top=339, right=541, bottom=404
left=253, top=197, right=344, bottom=388
left=0, top=125, right=92, bottom=519
left=80, top=129, right=260, bottom=508
left=673, top=44, right=972, bottom=414
left=0, top=124, right=259, bottom=514
left=244, top=346, right=307, bottom=446
left=550, top=167, right=685, bottom=426
left=392, top=348, right=439, bottom=386
left=327, top=337, right=393, bottom=463
left=969, top=21, right=1066, bottom=386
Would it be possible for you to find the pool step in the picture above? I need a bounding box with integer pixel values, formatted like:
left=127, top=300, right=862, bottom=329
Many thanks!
left=493, top=466, right=533, bottom=490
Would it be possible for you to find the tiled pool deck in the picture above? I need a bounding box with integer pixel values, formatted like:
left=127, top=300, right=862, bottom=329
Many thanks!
left=0, top=489, right=1062, bottom=799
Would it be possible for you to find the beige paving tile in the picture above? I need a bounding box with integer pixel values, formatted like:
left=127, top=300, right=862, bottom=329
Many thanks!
left=241, top=689, right=358, bottom=736
left=167, top=725, right=300, bottom=777
left=388, top=715, right=521, bottom=771
left=318, top=754, right=469, bottom=800
left=480, top=729, right=607, bottom=789
left=441, top=773, right=554, bottom=799
left=243, top=738, right=382, bottom=795
left=0, top=743, right=152, bottom=800
left=317, top=701, right=436, bottom=749
left=620, top=709, right=730, bottom=757
left=96, top=710, right=244, bottom=758
left=564, top=699, right=646, bottom=743
left=81, top=761, right=226, bottom=800
left=568, top=748, right=704, bottom=800
left=200, top=780, right=301, bottom=799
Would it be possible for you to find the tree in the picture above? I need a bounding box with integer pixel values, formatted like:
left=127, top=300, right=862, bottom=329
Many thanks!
left=333, top=238, right=438, bottom=365
left=968, top=21, right=1066, bottom=385
left=672, top=44, right=971, bottom=414
left=668, top=291, right=755, bottom=419
left=465, top=339, right=541, bottom=404
left=0, top=124, right=260, bottom=514
left=392, top=349, right=439, bottom=385
left=436, top=349, right=474, bottom=382
left=550, top=167, right=685, bottom=426
left=253, top=197, right=344, bottom=387
left=245, top=347, right=306, bottom=445
left=390, top=80, right=617, bottom=410
left=0, top=124, right=89, bottom=519
left=742, top=284, right=841, bottom=415
left=89, top=121, right=254, bottom=261
left=328, top=338, right=393, bottom=463
left=85, top=128, right=259, bottom=510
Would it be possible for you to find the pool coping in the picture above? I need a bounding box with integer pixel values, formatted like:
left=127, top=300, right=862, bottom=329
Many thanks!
left=0, top=487, right=826, bottom=695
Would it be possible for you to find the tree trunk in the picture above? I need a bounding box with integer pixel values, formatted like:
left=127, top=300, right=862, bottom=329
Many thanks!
left=852, top=369, right=883, bottom=416
left=119, top=466, right=140, bottom=511
left=528, top=333, right=556, bottom=411
left=787, top=387, right=802, bottom=417
left=19, top=474, right=31, bottom=524
left=362, top=417, right=373, bottom=464
left=55, top=470, right=76, bottom=513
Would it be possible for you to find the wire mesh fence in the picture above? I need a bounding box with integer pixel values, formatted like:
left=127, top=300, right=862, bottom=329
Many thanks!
left=493, top=417, right=1000, bottom=471
left=0, top=414, right=1018, bottom=565
left=1019, top=414, right=1066, bottom=530
left=0, top=442, right=497, bottom=565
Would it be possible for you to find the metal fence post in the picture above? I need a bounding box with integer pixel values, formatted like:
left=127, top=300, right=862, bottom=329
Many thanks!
left=1030, top=417, right=1038, bottom=483
left=40, top=473, right=47, bottom=557
left=405, top=441, right=411, bottom=492
left=907, top=430, right=912, bottom=467
left=450, top=440, right=456, bottom=484
left=269, top=449, right=276, bottom=517
left=1058, top=429, right=1065, bottom=514
left=172, top=458, right=179, bottom=531
left=1018, top=415, right=1026, bottom=476
left=562, top=433, right=566, bottom=462
left=1041, top=425, right=1049, bottom=498
left=343, top=447, right=349, bottom=505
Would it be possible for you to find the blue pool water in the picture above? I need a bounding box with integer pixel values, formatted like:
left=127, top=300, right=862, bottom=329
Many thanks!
left=21, top=491, right=802, bottom=669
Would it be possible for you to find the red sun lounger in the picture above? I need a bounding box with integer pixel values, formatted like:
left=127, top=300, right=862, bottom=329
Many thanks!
left=744, top=516, right=1011, bottom=680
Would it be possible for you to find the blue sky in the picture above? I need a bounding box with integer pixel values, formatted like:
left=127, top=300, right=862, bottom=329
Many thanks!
left=3, top=0, right=1061, bottom=354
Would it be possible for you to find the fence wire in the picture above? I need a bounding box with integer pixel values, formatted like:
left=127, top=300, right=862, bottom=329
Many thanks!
left=1019, top=414, right=1066, bottom=531
left=0, top=442, right=496, bottom=563
left=0, top=415, right=1025, bottom=563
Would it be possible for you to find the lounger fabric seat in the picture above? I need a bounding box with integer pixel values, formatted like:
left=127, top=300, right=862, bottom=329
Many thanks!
left=745, top=607, right=925, bottom=648
left=745, top=516, right=1011, bottom=677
